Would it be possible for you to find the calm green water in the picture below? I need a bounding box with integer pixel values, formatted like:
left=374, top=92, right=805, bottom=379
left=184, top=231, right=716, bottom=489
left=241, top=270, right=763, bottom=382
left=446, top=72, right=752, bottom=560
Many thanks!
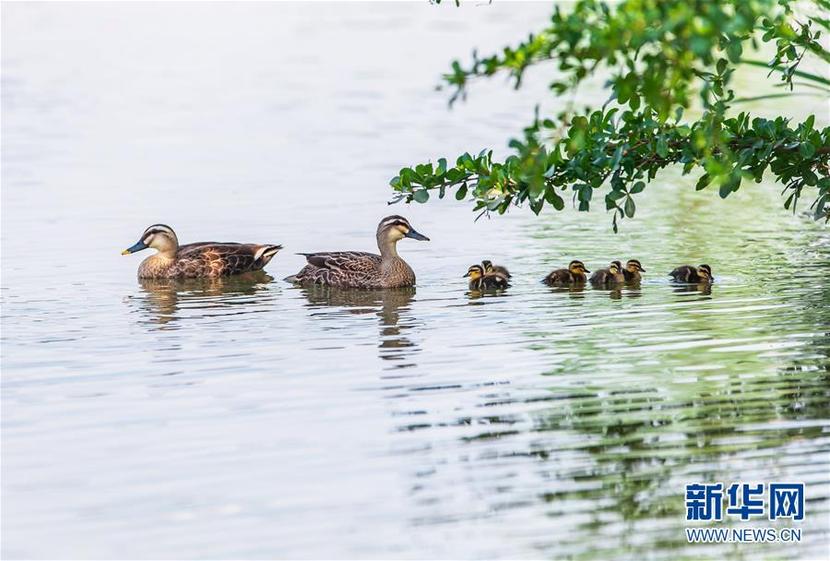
left=2, top=3, right=829, bottom=560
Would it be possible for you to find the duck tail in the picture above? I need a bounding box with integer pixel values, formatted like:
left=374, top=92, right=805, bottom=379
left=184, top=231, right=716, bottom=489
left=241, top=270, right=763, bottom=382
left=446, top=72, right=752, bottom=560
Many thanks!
left=255, top=244, right=283, bottom=265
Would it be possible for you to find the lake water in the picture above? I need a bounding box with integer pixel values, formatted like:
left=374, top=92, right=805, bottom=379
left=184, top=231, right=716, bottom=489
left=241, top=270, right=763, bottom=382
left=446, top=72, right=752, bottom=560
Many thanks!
left=2, top=3, right=829, bottom=559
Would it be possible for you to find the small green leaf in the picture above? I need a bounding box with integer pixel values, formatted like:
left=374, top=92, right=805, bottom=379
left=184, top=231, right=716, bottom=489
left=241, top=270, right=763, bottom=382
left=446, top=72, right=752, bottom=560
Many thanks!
left=799, top=142, right=816, bottom=158
left=545, top=188, right=565, bottom=210
left=656, top=137, right=669, bottom=158
left=624, top=196, right=636, bottom=218
left=413, top=190, right=430, bottom=203
left=455, top=184, right=468, bottom=201
left=630, top=181, right=646, bottom=194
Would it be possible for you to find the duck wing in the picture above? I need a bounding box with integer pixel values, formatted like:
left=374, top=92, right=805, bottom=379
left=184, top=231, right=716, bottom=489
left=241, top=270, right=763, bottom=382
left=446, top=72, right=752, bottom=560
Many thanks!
left=590, top=269, right=608, bottom=284
left=178, top=242, right=282, bottom=276
left=669, top=265, right=696, bottom=282
left=484, top=273, right=510, bottom=289
left=492, top=265, right=511, bottom=278
left=544, top=269, right=571, bottom=285
left=300, top=251, right=381, bottom=273
left=288, top=251, right=383, bottom=287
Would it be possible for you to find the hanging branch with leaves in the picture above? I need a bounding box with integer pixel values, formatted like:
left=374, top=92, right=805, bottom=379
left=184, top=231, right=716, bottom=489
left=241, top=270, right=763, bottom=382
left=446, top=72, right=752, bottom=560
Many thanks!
left=390, top=0, right=830, bottom=229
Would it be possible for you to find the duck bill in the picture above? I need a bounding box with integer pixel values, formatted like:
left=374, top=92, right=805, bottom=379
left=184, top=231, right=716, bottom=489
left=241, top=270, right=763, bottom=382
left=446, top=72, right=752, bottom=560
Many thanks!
left=405, top=228, right=430, bottom=241
left=122, top=241, right=148, bottom=255
left=462, top=272, right=470, bottom=278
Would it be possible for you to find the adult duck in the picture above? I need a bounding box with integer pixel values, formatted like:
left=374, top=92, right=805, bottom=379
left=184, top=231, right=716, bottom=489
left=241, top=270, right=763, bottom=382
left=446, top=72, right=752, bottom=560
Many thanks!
left=122, top=224, right=282, bottom=279
left=286, top=215, right=429, bottom=288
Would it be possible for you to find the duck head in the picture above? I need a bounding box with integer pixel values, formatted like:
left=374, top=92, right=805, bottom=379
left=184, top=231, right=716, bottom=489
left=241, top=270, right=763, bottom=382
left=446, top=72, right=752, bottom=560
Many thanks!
left=122, top=224, right=179, bottom=258
left=626, top=259, right=646, bottom=273
left=697, top=264, right=712, bottom=280
left=464, top=264, right=484, bottom=281
left=569, top=260, right=590, bottom=274
left=377, top=215, right=429, bottom=241
left=376, top=215, right=429, bottom=256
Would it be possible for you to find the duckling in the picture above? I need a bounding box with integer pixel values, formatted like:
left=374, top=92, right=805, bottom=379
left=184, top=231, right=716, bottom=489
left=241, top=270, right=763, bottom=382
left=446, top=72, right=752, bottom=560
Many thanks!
left=590, top=261, right=625, bottom=285
left=669, top=264, right=713, bottom=283
left=620, top=259, right=646, bottom=282
left=481, top=259, right=512, bottom=279
left=543, top=260, right=590, bottom=285
left=285, top=215, right=429, bottom=288
left=122, top=224, right=282, bottom=279
left=464, top=264, right=509, bottom=290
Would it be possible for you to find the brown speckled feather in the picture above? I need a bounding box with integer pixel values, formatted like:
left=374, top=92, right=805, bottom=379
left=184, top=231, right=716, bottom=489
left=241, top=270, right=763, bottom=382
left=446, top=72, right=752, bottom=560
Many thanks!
left=291, top=251, right=415, bottom=289
left=286, top=216, right=427, bottom=288
left=138, top=243, right=281, bottom=279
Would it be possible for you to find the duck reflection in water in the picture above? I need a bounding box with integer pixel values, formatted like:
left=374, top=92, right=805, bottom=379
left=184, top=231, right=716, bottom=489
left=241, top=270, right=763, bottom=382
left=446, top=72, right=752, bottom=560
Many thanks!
left=590, top=283, right=644, bottom=300
left=133, top=271, right=274, bottom=328
left=672, top=282, right=713, bottom=296
left=546, top=283, right=587, bottom=298
left=298, top=285, right=418, bottom=365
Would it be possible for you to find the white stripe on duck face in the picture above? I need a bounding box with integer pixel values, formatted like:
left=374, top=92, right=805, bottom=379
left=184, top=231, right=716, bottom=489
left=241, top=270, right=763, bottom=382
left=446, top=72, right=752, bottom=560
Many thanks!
left=142, top=224, right=175, bottom=237
left=379, top=216, right=410, bottom=231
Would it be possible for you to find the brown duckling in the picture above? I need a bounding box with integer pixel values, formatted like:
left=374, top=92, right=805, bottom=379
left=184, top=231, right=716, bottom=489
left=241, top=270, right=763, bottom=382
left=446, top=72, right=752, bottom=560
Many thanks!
left=543, top=260, right=590, bottom=285
left=481, top=259, right=512, bottom=279
left=619, top=259, right=646, bottom=282
left=590, top=261, right=625, bottom=285
left=669, top=264, right=713, bottom=283
left=464, top=264, right=510, bottom=290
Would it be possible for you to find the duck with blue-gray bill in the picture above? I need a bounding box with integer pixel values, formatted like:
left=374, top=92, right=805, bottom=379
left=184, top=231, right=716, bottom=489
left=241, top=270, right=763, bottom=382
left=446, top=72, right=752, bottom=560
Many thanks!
left=285, top=215, right=429, bottom=288
left=122, top=224, right=282, bottom=279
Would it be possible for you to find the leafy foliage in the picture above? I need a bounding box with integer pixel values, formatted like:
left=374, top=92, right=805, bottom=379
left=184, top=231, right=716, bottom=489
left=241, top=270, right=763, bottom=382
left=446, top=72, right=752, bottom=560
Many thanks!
left=392, top=0, right=830, bottom=229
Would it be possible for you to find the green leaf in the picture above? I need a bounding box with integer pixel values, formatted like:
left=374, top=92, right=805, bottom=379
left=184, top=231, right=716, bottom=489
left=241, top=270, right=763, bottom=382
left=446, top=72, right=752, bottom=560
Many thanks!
left=726, top=40, right=743, bottom=63
left=799, top=142, right=816, bottom=158
left=545, top=188, right=565, bottom=210
left=656, top=137, right=669, bottom=158
left=413, top=190, right=430, bottom=203
left=630, top=180, right=646, bottom=194
left=624, top=196, right=636, bottom=218
left=455, top=184, right=468, bottom=201
left=607, top=189, right=627, bottom=201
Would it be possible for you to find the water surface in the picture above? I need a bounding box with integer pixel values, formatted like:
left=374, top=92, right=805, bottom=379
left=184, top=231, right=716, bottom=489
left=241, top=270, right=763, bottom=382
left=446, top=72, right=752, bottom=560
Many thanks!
left=2, top=3, right=829, bottom=559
